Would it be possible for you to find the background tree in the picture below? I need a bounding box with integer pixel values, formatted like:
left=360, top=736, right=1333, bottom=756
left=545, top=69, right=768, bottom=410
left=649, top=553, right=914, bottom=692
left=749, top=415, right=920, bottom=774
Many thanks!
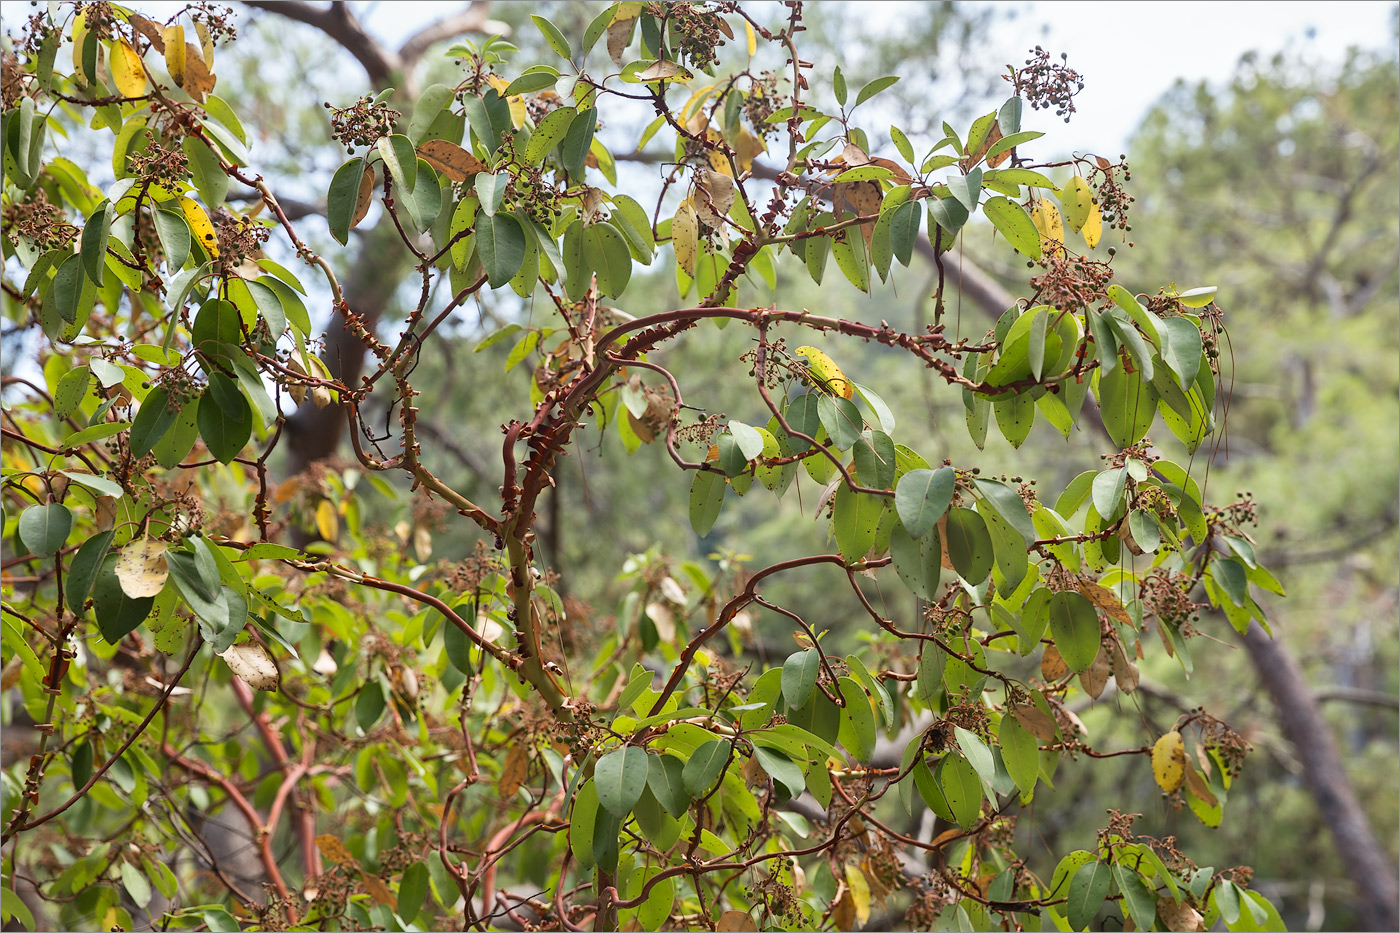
left=1, top=3, right=1388, bottom=933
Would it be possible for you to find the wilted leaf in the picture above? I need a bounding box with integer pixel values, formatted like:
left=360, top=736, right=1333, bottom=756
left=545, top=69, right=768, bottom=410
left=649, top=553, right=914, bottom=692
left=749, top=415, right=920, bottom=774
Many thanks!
left=114, top=537, right=168, bottom=599
left=219, top=641, right=280, bottom=691
left=418, top=139, right=487, bottom=182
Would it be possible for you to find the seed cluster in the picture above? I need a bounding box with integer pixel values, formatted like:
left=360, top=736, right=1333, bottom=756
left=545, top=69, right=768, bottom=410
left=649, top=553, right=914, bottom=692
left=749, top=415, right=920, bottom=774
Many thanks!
left=1012, top=47, right=1085, bottom=123
left=2, top=191, right=78, bottom=251
left=325, top=95, right=400, bottom=153
left=653, top=1, right=727, bottom=70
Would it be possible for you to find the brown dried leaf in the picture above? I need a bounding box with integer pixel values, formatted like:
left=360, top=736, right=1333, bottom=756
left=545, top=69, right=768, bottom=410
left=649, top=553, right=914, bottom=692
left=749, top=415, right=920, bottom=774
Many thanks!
left=1111, top=638, right=1139, bottom=693
left=361, top=871, right=394, bottom=907
left=181, top=42, right=216, bottom=101
left=1040, top=643, right=1069, bottom=681
left=1011, top=704, right=1059, bottom=741
left=94, top=495, right=118, bottom=531
left=1079, top=645, right=1112, bottom=699
left=1157, top=897, right=1204, bottom=932
left=969, top=122, right=1005, bottom=169
left=1184, top=762, right=1217, bottom=806
left=130, top=14, right=165, bottom=52
left=350, top=164, right=375, bottom=230
left=316, top=834, right=353, bottom=864
left=606, top=12, right=638, bottom=66
left=498, top=740, right=529, bottom=798
left=1077, top=579, right=1134, bottom=626
left=418, top=139, right=487, bottom=183
left=716, top=910, right=758, bottom=932
left=694, top=168, right=735, bottom=229
left=219, top=642, right=280, bottom=691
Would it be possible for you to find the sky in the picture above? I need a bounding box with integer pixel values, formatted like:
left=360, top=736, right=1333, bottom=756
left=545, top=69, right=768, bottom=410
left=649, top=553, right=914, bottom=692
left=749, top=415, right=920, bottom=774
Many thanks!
left=347, top=0, right=1397, bottom=157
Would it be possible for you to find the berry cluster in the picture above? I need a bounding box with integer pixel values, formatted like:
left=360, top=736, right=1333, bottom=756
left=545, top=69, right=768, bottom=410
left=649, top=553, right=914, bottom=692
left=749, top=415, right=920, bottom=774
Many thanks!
left=743, top=71, right=784, bottom=137
left=129, top=143, right=188, bottom=190
left=1030, top=252, right=1114, bottom=312
left=324, top=95, right=400, bottom=154
left=2, top=191, right=78, bottom=251
left=1011, top=47, right=1084, bottom=123
left=186, top=2, right=239, bottom=46
left=654, top=1, right=728, bottom=70
left=212, top=211, right=270, bottom=268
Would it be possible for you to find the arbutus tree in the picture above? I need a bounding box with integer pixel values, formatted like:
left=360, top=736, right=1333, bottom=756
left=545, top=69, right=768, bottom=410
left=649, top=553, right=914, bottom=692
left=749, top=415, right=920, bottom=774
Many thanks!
left=1, top=3, right=1292, bottom=931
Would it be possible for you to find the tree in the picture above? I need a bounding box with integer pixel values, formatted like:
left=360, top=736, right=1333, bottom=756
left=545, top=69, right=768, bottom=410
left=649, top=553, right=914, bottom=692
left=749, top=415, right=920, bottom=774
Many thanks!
left=1, top=3, right=1294, bottom=931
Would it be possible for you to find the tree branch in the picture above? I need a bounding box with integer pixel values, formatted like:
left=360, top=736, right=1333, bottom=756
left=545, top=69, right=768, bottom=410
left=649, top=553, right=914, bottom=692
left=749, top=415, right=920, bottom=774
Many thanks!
left=244, top=1, right=399, bottom=86
left=398, top=3, right=509, bottom=68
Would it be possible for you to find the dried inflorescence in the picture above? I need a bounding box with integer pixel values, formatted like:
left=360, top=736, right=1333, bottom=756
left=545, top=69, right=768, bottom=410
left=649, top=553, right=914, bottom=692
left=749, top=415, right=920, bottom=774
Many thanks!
left=325, top=94, right=401, bottom=153
left=1012, top=46, right=1085, bottom=123
left=3, top=191, right=78, bottom=251
left=1030, top=251, right=1115, bottom=312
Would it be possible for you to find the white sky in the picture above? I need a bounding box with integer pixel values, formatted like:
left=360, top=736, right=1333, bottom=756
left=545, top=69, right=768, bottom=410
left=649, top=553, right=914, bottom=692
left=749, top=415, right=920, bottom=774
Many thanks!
left=347, top=1, right=1397, bottom=156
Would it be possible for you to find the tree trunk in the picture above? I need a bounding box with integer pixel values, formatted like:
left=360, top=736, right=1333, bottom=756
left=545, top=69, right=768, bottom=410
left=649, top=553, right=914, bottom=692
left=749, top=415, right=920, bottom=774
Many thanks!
left=1241, top=621, right=1400, bottom=932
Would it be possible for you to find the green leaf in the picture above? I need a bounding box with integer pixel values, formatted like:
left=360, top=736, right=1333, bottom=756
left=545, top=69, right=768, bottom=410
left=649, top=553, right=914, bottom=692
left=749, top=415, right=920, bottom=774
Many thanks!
left=753, top=746, right=806, bottom=798
left=80, top=201, right=112, bottom=286
left=92, top=556, right=154, bottom=643
left=397, top=861, right=430, bottom=924
left=51, top=254, right=85, bottom=324
left=836, top=676, right=876, bottom=763
left=854, top=75, right=899, bottom=107
left=682, top=739, right=731, bottom=796
left=1048, top=590, right=1099, bottom=673
left=1091, top=468, right=1127, bottom=521
left=982, top=195, right=1041, bottom=259
left=895, top=467, right=954, bottom=538
left=475, top=172, right=508, bottom=216
left=688, top=470, right=725, bottom=536
left=524, top=105, right=576, bottom=164
left=1160, top=315, right=1204, bottom=388
left=120, top=860, right=152, bottom=909
left=561, top=107, right=596, bottom=178
left=377, top=134, right=419, bottom=195
left=998, top=712, right=1040, bottom=795
left=1113, top=864, right=1159, bottom=932
left=197, top=375, right=251, bottom=464
left=66, top=529, right=115, bottom=609
left=129, top=386, right=180, bottom=457
left=327, top=158, right=367, bottom=246
left=1212, top=558, right=1249, bottom=607
left=356, top=680, right=385, bottom=731
left=781, top=650, right=821, bottom=709
left=817, top=394, right=862, bottom=450
left=408, top=83, right=454, bottom=145
left=19, top=503, right=72, bottom=557
left=531, top=14, right=573, bottom=61
left=938, top=754, right=983, bottom=828
left=832, top=484, right=882, bottom=562
left=1097, top=363, right=1158, bottom=449
left=646, top=753, right=690, bottom=818
left=851, top=429, right=895, bottom=489
left=974, top=478, right=1037, bottom=543
left=594, top=746, right=649, bottom=819
left=585, top=221, right=631, bottom=298
left=944, top=507, right=994, bottom=584
left=153, top=206, right=191, bottom=272
left=1067, top=859, right=1111, bottom=931
left=890, top=521, right=941, bottom=600
left=979, top=502, right=1028, bottom=592
left=476, top=211, right=527, bottom=288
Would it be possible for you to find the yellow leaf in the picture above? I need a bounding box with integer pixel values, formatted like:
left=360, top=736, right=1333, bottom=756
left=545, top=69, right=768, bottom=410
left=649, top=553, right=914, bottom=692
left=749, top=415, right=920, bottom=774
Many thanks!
left=179, top=196, right=219, bottom=257
left=672, top=200, right=698, bottom=277
left=486, top=74, right=527, bottom=126
left=844, top=862, right=872, bottom=927
left=793, top=346, right=853, bottom=399
left=1082, top=199, right=1103, bottom=248
left=194, top=20, right=214, bottom=69
left=72, top=9, right=89, bottom=80
left=315, top=499, right=338, bottom=542
left=733, top=127, right=765, bottom=174
left=110, top=39, right=148, bottom=98
left=316, top=834, right=352, bottom=864
left=163, top=25, right=186, bottom=87
left=417, top=140, right=487, bottom=183
left=1152, top=730, right=1186, bottom=794
left=1060, top=175, right=1094, bottom=233
left=114, top=537, right=168, bottom=599
left=744, top=21, right=757, bottom=57
left=1031, top=197, right=1064, bottom=257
